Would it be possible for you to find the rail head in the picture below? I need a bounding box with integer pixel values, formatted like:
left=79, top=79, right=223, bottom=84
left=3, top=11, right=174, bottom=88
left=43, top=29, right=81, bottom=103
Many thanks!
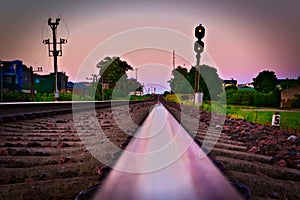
left=91, top=103, right=244, bottom=200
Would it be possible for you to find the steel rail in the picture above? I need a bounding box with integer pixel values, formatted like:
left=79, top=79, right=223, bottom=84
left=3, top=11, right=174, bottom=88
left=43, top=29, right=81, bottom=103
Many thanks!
left=94, top=102, right=243, bottom=200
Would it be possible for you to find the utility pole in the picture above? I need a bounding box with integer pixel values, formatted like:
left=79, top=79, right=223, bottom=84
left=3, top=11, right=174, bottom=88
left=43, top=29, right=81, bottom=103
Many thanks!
left=86, top=74, right=99, bottom=98
left=135, top=68, right=138, bottom=81
left=29, top=66, right=43, bottom=101
left=43, top=17, right=67, bottom=100
left=173, top=50, right=175, bottom=70
left=0, top=60, right=3, bottom=102
left=102, top=78, right=104, bottom=101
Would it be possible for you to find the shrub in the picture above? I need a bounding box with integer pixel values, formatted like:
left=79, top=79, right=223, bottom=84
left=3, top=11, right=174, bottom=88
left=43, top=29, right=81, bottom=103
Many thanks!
left=112, top=89, right=127, bottom=99
left=292, top=95, right=300, bottom=108
left=2, top=92, right=30, bottom=102
left=226, top=89, right=280, bottom=108
left=35, top=93, right=55, bottom=102
left=164, top=94, right=180, bottom=103
left=58, top=92, right=72, bottom=101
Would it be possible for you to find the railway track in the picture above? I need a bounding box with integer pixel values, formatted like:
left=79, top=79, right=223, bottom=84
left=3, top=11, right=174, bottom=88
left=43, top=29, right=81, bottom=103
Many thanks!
left=0, top=99, right=299, bottom=199
left=92, top=103, right=243, bottom=200
left=0, top=100, right=156, bottom=199
left=0, top=100, right=151, bottom=122
left=162, top=100, right=300, bottom=200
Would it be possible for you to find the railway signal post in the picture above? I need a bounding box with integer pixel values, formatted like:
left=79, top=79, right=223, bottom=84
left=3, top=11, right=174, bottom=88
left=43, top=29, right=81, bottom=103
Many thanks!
left=194, top=24, right=205, bottom=105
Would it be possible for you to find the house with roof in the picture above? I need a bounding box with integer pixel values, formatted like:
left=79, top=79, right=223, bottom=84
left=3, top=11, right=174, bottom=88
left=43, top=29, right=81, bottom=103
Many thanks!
left=223, top=79, right=238, bottom=88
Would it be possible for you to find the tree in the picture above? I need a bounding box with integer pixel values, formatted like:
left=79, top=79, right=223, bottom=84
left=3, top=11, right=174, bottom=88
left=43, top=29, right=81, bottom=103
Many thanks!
left=96, top=57, right=133, bottom=99
left=126, top=78, right=142, bottom=93
left=188, top=65, right=223, bottom=100
left=280, top=77, right=300, bottom=90
left=97, top=57, right=133, bottom=89
left=169, top=66, right=193, bottom=94
left=253, top=70, right=277, bottom=93
left=168, top=65, right=223, bottom=101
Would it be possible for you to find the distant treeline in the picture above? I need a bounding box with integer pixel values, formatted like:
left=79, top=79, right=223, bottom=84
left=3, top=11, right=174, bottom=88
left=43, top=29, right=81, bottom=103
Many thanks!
left=224, top=89, right=280, bottom=108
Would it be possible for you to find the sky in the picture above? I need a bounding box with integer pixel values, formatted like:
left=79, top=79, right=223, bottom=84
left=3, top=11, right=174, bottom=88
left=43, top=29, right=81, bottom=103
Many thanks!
left=1, top=0, right=300, bottom=90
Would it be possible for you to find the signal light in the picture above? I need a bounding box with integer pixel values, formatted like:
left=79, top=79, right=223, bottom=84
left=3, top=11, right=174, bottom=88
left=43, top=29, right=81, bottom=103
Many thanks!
left=195, top=24, right=205, bottom=40
left=194, top=41, right=204, bottom=53
left=194, top=24, right=205, bottom=54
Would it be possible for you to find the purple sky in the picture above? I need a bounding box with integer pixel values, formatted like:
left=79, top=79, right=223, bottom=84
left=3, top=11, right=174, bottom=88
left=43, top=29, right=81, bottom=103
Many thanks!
left=1, top=0, right=299, bottom=87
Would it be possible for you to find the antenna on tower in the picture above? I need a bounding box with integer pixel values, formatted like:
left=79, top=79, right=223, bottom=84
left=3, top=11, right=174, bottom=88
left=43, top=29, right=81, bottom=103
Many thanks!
left=173, top=50, right=175, bottom=69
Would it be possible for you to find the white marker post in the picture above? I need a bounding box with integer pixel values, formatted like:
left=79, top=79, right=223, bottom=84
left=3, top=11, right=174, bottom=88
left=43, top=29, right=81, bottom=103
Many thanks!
left=195, top=92, right=203, bottom=106
left=272, top=112, right=280, bottom=128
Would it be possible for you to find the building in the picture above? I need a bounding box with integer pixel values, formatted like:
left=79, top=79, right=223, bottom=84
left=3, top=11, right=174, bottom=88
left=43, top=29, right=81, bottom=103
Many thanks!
left=0, top=59, right=68, bottom=94
left=0, top=60, right=23, bottom=92
left=34, top=72, right=68, bottom=94
left=223, top=79, right=238, bottom=88
left=281, top=85, right=300, bottom=107
left=69, top=82, right=91, bottom=96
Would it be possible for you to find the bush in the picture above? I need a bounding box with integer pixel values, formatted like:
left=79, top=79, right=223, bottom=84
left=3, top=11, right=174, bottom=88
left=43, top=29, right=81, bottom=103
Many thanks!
left=58, top=92, right=72, bottom=101
left=253, top=90, right=280, bottom=107
left=292, top=95, right=300, bottom=108
left=226, top=89, right=280, bottom=107
left=2, top=92, right=30, bottom=102
left=35, top=93, right=55, bottom=102
left=164, top=94, right=180, bottom=103
left=226, top=90, right=255, bottom=105
left=112, top=89, right=127, bottom=99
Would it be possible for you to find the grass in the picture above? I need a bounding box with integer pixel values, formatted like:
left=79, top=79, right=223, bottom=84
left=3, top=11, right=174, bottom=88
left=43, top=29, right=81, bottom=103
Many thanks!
left=164, top=94, right=300, bottom=133
left=199, top=102, right=300, bottom=133
left=224, top=105, right=300, bottom=133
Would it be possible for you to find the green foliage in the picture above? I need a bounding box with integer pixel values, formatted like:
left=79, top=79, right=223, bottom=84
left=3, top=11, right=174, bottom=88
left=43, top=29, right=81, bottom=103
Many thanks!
left=199, top=65, right=223, bottom=100
left=225, top=89, right=280, bottom=108
left=58, top=92, right=72, bottom=101
left=103, top=88, right=113, bottom=100
left=72, top=94, right=94, bottom=101
left=226, top=90, right=255, bottom=106
left=225, top=85, right=238, bottom=91
left=292, top=95, right=300, bottom=108
left=35, top=93, right=55, bottom=102
left=169, top=66, right=193, bottom=94
left=253, top=70, right=277, bottom=93
left=97, top=57, right=133, bottom=90
left=130, top=94, right=152, bottom=100
left=96, top=57, right=143, bottom=100
left=253, top=89, right=280, bottom=108
left=164, top=94, right=180, bottom=103
left=281, top=77, right=300, bottom=89
left=163, top=91, right=171, bottom=96
left=169, top=65, right=223, bottom=101
left=172, top=97, right=300, bottom=133
left=225, top=106, right=300, bottom=132
left=126, top=79, right=142, bottom=93
left=112, top=89, right=127, bottom=100
left=201, top=103, right=212, bottom=112
left=2, top=92, right=30, bottom=102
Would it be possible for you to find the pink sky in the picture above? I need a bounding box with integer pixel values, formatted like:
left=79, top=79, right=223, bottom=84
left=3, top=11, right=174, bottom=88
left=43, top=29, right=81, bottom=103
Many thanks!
left=1, top=0, right=299, bottom=88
